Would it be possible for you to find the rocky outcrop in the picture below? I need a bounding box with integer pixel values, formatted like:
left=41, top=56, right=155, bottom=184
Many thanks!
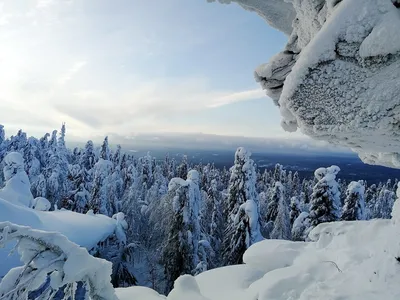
left=212, top=0, right=400, bottom=168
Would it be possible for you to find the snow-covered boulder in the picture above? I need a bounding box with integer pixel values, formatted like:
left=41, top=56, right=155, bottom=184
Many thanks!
left=168, top=275, right=210, bottom=300
left=32, top=197, right=51, bottom=211
left=0, top=152, right=34, bottom=208
left=212, top=0, right=400, bottom=168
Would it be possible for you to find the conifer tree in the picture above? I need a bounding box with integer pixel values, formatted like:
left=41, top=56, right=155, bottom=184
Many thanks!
left=223, top=147, right=262, bottom=266
left=100, top=136, right=111, bottom=161
left=162, top=170, right=201, bottom=293
left=341, top=181, right=366, bottom=221
left=271, top=185, right=291, bottom=240
left=374, top=187, right=395, bottom=219
left=177, top=155, right=188, bottom=180
left=208, top=179, right=224, bottom=266
left=81, top=140, right=96, bottom=170
left=90, top=159, right=113, bottom=215
left=309, top=166, right=341, bottom=226
left=289, top=195, right=302, bottom=225
left=267, top=181, right=284, bottom=223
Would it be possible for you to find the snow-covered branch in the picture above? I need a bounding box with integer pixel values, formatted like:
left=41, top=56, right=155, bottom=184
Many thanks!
left=0, top=222, right=117, bottom=300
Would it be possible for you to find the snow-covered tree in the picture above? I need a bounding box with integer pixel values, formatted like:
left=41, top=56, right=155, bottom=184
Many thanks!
left=273, top=163, right=283, bottom=182
left=80, top=140, right=96, bottom=170
left=289, top=195, right=302, bottom=225
left=309, top=166, right=341, bottom=227
left=162, top=170, right=201, bottom=293
left=0, top=124, right=4, bottom=146
left=223, top=147, right=262, bottom=266
left=267, top=181, right=285, bottom=223
left=374, top=187, right=395, bottom=219
left=391, top=183, right=400, bottom=223
left=341, top=181, right=366, bottom=221
left=292, top=171, right=301, bottom=197
left=100, top=136, right=111, bottom=161
left=90, top=159, right=113, bottom=216
left=177, top=155, right=189, bottom=180
left=94, top=213, right=137, bottom=288
left=291, top=212, right=311, bottom=241
left=113, top=144, right=122, bottom=167
left=365, top=183, right=378, bottom=219
left=0, top=152, right=34, bottom=208
left=208, top=179, right=224, bottom=265
left=271, top=183, right=291, bottom=240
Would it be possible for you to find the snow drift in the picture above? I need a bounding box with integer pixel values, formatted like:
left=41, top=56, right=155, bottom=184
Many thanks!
left=117, top=218, right=400, bottom=300
left=211, top=0, right=400, bottom=168
left=0, top=197, right=118, bottom=277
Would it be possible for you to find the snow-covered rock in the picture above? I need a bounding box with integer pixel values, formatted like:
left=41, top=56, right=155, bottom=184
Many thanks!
left=32, top=197, right=51, bottom=211
left=212, top=0, right=400, bottom=168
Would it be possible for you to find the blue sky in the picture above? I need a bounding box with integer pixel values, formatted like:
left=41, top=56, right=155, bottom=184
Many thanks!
left=0, top=0, right=303, bottom=140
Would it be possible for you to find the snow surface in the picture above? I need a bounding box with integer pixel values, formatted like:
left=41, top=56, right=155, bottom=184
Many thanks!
left=0, top=197, right=117, bottom=277
left=117, top=211, right=400, bottom=300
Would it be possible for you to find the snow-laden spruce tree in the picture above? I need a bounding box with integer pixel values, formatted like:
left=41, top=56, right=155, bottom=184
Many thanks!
left=374, top=187, right=395, bottom=219
left=94, top=213, right=137, bottom=288
left=100, top=136, right=111, bottom=161
left=291, top=212, right=311, bottom=242
left=0, top=152, right=34, bottom=208
left=365, top=183, right=378, bottom=219
left=309, top=166, right=341, bottom=226
left=289, top=195, right=302, bottom=225
left=162, top=170, right=201, bottom=294
left=341, top=181, right=366, bottom=221
left=271, top=182, right=291, bottom=240
left=177, top=155, right=189, bottom=180
left=44, top=126, right=69, bottom=208
left=266, top=181, right=285, bottom=223
left=292, top=171, right=301, bottom=197
left=391, top=183, right=400, bottom=224
left=80, top=140, right=96, bottom=170
left=24, top=137, right=41, bottom=185
left=208, top=179, right=224, bottom=267
left=0, top=124, right=4, bottom=146
left=223, top=147, right=262, bottom=266
left=90, top=158, right=113, bottom=216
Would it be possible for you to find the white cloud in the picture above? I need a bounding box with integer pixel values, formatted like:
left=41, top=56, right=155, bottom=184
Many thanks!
left=52, top=77, right=267, bottom=132
left=0, top=0, right=289, bottom=140
left=207, top=89, right=265, bottom=108
left=57, top=61, right=87, bottom=85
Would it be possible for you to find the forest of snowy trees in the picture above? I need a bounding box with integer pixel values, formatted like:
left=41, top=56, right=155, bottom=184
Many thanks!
left=0, top=124, right=398, bottom=294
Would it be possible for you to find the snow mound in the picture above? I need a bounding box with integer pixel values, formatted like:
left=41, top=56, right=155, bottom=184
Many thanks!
left=32, top=197, right=51, bottom=211
left=0, top=197, right=117, bottom=277
left=116, top=286, right=165, bottom=300
left=118, top=218, right=400, bottom=300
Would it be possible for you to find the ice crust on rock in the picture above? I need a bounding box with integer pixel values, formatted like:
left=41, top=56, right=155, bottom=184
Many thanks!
left=213, top=0, right=400, bottom=168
